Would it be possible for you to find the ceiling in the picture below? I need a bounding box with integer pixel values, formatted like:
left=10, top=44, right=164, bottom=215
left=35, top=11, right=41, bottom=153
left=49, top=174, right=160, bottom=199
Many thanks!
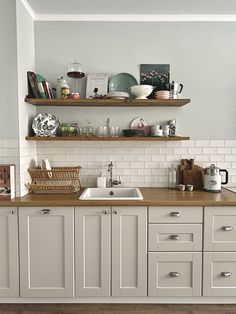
left=26, top=0, right=236, bottom=15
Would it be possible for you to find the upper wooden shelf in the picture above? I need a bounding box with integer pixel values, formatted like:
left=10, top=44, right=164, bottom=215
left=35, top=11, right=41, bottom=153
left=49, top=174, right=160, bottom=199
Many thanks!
left=25, top=98, right=190, bottom=107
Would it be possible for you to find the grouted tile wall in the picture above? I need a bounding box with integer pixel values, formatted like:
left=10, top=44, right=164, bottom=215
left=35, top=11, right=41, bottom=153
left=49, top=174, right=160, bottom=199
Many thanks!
left=35, top=140, right=236, bottom=188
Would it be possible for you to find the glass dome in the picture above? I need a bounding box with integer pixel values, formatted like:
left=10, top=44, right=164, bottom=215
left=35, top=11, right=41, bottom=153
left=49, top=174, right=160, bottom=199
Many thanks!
left=67, top=59, right=85, bottom=78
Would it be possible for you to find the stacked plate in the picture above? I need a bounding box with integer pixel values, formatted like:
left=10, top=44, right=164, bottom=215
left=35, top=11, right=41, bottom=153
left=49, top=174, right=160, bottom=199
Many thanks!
left=105, top=92, right=129, bottom=99
left=155, top=90, right=170, bottom=99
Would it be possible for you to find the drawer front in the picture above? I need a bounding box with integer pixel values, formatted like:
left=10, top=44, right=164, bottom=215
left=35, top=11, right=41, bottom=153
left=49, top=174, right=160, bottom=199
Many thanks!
left=204, top=206, right=236, bottom=251
left=148, top=252, right=202, bottom=297
left=203, top=252, right=236, bottom=296
left=149, top=206, right=203, bottom=224
left=148, top=224, right=202, bottom=252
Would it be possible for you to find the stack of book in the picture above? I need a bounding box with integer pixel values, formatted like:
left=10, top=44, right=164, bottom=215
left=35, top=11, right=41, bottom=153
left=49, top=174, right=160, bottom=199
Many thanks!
left=27, top=71, right=54, bottom=98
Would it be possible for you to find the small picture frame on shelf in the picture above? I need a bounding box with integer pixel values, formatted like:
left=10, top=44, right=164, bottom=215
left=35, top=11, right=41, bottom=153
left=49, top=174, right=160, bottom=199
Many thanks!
left=140, top=64, right=170, bottom=91
left=86, top=73, right=108, bottom=99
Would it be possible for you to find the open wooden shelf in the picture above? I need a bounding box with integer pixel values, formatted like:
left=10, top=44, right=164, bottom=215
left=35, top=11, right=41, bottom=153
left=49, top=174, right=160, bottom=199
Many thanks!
left=25, top=98, right=190, bottom=107
left=25, top=136, right=190, bottom=141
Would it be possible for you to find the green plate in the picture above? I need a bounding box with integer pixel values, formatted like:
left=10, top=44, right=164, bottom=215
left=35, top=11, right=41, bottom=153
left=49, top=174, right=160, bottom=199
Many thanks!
left=109, top=73, right=138, bottom=98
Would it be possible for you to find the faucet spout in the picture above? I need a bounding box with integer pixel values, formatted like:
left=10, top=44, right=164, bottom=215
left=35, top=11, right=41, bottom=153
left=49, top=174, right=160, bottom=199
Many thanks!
left=108, top=162, right=121, bottom=187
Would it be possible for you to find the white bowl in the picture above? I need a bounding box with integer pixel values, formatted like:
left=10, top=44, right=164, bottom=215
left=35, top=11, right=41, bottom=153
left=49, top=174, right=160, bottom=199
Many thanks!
left=130, top=85, right=154, bottom=99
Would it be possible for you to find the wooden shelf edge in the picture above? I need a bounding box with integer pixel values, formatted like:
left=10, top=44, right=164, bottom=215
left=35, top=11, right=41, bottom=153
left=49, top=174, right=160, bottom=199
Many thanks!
left=25, top=136, right=190, bottom=141
left=25, top=98, right=190, bottom=107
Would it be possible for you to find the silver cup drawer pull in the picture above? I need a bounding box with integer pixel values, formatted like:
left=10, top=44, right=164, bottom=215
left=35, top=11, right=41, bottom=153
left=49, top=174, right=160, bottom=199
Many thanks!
left=41, top=209, right=52, bottom=215
left=221, top=272, right=232, bottom=277
left=169, top=234, right=180, bottom=240
left=222, top=226, right=233, bottom=231
left=170, top=211, right=181, bottom=217
left=169, top=272, right=180, bottom=278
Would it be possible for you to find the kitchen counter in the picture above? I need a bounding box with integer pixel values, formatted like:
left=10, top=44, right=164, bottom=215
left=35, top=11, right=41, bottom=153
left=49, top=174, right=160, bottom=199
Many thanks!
left=1, top=187, right=236, bottom=206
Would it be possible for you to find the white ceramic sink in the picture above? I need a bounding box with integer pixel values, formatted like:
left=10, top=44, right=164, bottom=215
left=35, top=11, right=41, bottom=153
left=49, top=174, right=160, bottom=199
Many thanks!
left=79, top=187, right=143, bottom=200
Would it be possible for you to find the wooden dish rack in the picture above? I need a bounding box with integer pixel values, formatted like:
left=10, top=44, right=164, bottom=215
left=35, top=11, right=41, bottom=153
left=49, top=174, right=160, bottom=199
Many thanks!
left=27, top=166, right=82, bottom=193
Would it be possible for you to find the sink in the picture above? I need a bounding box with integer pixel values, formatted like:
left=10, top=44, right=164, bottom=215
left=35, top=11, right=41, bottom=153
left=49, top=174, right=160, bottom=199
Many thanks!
left=79, top=187, right=143, bottom=200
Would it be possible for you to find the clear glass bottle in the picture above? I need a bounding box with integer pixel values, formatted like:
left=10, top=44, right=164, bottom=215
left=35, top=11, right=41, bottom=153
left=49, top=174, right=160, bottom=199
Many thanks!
left=168, top=163, right=177, bottom=189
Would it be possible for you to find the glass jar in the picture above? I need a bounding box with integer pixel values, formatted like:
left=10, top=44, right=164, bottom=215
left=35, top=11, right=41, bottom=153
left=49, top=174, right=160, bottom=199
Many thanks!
left=168, top=164, right=177, bottom=189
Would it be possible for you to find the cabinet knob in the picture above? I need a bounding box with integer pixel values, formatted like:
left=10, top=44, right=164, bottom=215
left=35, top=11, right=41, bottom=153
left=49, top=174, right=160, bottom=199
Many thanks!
left=169, top=272, right=180, bottom=278
left=221, top=272, right=232, bottom=277
left=169, top=234, right=180, bottom=240
left=103, top=210, right=108, bottom=215
left=113, top=210, right=118, bottom=215
left=170, top=211, right=181, bottom=217
left=222, top=226, right=233, bottom=231
left=41, top=209, right=52, bottom=215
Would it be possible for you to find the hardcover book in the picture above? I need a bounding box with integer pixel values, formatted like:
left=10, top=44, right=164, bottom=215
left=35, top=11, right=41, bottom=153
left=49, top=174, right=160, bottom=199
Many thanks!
left=86, top=73, right=108, bottom=98
left=0, top=164, right=16, bottom=200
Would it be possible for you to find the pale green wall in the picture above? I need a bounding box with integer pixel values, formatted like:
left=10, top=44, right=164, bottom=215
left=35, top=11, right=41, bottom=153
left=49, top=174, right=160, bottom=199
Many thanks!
left=0, top=0, right=19, bottom=139
left=34, top=21, right=236, bottom=140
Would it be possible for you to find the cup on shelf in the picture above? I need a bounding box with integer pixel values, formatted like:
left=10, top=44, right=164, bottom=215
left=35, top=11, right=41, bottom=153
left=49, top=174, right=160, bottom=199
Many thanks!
left=97, top=126, right=109, bottom=137
left=110, top=126, right=120, bottom=137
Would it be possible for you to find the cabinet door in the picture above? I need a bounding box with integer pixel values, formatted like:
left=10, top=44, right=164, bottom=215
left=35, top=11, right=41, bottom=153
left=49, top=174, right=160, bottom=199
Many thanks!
left=75, top=206, right=110, bottom=297
left=149, top=224, right=202, bottom=251
left=0, top=207, right=19, bottom=297
left=19, top=207, right=74, bottom=298
left=112, top=206, right=147, bottom=297
left=203, top=252, right=236, bottom=296
left=148, top=252, right=202, bottom=297
left=204, top=206, right=236, bottom=251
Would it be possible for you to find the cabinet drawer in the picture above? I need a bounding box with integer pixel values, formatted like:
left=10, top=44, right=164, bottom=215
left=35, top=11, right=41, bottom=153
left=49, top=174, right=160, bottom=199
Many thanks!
left=203, top=252, right=236, bottom=296
left=148, top=252, right=202, bottom=297
left=204, top=206, right=236, bottom=251
left=149, top=206, right=203, bottom=224
left=148, top=224, right=202, bottom=251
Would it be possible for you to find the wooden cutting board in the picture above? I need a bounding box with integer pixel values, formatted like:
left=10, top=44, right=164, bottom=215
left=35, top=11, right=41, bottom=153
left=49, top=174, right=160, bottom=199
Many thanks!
left=178, top=159, right=204, bottom=190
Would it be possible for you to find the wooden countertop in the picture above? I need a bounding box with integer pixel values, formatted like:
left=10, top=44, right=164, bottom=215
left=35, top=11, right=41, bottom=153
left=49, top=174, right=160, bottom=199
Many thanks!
left=1, top=188, right=236, bottom=207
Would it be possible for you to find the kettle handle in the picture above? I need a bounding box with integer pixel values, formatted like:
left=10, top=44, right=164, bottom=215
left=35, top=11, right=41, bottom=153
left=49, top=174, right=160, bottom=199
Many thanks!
left=179, top=84, right=184, bottom=93
left=220, top=169, right=228, bottom=185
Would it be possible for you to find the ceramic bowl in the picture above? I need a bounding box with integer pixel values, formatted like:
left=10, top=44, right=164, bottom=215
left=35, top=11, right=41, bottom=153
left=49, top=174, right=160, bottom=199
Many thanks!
left=130, top=85, right=154, bottom=99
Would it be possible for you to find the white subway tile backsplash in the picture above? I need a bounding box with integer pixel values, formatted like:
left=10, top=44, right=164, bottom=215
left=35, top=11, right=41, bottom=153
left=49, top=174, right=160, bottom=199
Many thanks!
left=3, top=138, right=236, bottom=193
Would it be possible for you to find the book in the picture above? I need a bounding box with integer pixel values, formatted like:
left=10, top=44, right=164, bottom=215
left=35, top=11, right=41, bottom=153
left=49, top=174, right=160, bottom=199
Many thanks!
left=42, top=80, right=50, bottom=98
left=0, top=165, right=15, bottom=200
left=35, top=74, right=47, bottom=98
left=27, top=71, right=40, bottom=98
left=31, top=72, right=42, bottom=98
left=46, top=82, right=55, bottom=98
left=86, top=73, right=108, bottom=98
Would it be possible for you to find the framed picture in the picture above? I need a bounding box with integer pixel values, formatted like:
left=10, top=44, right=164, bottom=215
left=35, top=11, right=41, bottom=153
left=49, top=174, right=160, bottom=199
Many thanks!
left=140, top=64, right=170, bottom=90
left=86, top=73, right=108, bottom=98
left=0, top=164, right=15, bottom=199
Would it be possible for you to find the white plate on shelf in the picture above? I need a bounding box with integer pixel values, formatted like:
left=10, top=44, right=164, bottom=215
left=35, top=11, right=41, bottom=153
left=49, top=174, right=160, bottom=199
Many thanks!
left=130, top=117, right=151, bottom=136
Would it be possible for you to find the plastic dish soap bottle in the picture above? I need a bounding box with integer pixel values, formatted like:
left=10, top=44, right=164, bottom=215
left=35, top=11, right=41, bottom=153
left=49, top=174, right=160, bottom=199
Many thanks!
left=97, top=173, right=106, bottom=188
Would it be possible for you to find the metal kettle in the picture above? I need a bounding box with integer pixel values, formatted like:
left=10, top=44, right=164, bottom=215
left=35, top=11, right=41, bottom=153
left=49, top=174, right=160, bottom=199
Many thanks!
left=203, top=164, right=228, bottom=192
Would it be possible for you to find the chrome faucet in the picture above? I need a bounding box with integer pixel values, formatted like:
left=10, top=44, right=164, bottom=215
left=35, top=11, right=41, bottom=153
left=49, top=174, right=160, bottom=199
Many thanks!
left=108, top=162, right=121, bottom=187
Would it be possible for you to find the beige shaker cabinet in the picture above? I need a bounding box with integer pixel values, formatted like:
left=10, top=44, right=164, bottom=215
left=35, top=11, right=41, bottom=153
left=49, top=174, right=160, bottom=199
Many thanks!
left=148, top=252, right=202, bottom=297
left=75, top=206, right=147, bottom=297
left=75, top=206, right=111, bottom=297
left=0, top=207, right=19, bottom=298
left=19, top=206, right=74, bottom=298
left=204, top=206, right=236, bottom=251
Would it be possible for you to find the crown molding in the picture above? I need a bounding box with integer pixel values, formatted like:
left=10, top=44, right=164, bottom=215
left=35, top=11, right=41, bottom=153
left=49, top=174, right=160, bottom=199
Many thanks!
left=34, top=14, right=236, bottom=22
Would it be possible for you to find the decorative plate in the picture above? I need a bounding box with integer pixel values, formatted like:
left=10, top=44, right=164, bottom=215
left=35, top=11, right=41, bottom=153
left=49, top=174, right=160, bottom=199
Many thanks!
left=109, top=73, right=138, bottom=98
left=130, top=117, right=151, bottom=136
left=32, top=113, right=60, bottom=137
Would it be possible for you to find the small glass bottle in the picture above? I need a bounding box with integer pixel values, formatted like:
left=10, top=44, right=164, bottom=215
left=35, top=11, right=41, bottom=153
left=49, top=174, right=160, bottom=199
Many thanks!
left=168, top=164, right=177, bottom=189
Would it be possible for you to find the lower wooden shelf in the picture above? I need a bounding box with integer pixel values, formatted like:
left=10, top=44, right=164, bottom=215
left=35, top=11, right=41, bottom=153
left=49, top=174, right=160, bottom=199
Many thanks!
left=25, top=136, right=190, bottom=141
